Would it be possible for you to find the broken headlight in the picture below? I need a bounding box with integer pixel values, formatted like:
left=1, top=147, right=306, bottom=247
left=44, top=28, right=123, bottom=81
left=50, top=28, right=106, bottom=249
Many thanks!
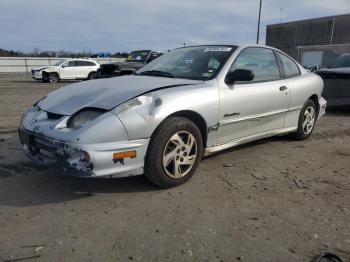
left=67, top=109, right=106, bottom=130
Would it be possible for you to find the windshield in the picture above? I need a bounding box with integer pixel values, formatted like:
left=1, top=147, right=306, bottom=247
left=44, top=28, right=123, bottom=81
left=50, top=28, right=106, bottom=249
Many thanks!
left=53, top=60, right=65, bottom=66
left=126, top=51, right=150, bottom=62
left=136, top=46, right=236, bottom=80
left=328, top=53, right=350, bottom=68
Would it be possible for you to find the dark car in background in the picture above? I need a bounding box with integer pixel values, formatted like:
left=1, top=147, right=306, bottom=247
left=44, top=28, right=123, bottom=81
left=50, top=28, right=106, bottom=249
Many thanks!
left=97, top=50, right=164, bottom=78
left=317, top=53, right=350, bottom=106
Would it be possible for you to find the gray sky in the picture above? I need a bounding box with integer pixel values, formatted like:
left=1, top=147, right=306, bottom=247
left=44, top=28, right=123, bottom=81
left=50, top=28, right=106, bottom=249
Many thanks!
left=0, top=0, right=349, bottom=53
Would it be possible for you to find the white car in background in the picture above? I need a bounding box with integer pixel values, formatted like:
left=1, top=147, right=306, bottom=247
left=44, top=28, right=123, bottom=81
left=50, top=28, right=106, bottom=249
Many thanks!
left=31, top=59, right=100, bottom=83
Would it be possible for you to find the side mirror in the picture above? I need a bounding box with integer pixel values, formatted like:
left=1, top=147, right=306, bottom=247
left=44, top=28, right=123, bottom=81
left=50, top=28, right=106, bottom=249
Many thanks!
left=225, top=69, right=254, bottom=85
left=310, top=65, right=319, bottom=72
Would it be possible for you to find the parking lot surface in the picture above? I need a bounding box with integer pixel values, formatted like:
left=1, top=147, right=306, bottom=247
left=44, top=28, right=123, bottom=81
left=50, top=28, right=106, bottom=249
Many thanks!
left=0, top=74, right=350, bottom=261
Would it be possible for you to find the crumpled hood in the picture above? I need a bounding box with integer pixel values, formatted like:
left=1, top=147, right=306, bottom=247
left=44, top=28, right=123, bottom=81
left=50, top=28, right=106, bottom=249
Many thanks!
left=33, top=66, right=51, bottom=71
left=38, top=75, right=202, bottom=115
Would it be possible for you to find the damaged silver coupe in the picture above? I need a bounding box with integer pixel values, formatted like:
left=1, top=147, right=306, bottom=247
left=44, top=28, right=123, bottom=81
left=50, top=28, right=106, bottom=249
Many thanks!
left=19, top=45, right=326, bottom=188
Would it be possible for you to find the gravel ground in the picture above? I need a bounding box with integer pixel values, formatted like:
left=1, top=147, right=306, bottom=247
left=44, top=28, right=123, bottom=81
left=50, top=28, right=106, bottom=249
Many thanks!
left=0, top=74, right=349, bottom=261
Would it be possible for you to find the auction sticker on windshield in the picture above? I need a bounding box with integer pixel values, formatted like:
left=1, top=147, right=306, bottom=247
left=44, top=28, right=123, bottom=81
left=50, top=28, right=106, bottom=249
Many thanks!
left=204, top=47, right=232, bottom=52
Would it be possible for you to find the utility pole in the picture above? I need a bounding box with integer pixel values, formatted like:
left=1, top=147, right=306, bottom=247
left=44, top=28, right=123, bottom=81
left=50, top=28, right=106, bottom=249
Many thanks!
left=279, top=8, right=283, bottom=23
left=256, top=0, right=262, bottom=44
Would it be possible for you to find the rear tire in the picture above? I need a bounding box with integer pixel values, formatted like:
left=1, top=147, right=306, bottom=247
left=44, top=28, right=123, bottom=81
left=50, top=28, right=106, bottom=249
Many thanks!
left=88, top=72, right=97, bottom=80
left=292, top=99, right=317, bottom=140
left=144, top=117, right=203, bottom=188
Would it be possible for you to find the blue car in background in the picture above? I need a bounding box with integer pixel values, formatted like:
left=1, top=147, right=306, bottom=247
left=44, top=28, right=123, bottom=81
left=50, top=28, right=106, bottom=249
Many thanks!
left=91, top=52, right=111, bottom=58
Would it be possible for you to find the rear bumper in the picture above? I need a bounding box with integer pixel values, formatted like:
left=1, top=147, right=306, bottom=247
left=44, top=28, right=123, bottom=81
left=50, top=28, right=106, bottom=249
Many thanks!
left=19, top=128, right=149, bottom=178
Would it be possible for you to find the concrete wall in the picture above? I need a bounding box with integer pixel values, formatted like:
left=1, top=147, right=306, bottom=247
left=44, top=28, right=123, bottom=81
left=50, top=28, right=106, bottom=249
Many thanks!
left=0, top=57, right=125, bottom=73
left=266, top=13, right=350, bottom=60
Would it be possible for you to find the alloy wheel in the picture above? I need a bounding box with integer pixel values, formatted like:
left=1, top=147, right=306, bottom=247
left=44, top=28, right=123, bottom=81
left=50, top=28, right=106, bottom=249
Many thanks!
left=48, top=74, right=58, bottom=83
left=302, top=106, right=315, bottom=135
left=162, top=131, right=197, bottom=179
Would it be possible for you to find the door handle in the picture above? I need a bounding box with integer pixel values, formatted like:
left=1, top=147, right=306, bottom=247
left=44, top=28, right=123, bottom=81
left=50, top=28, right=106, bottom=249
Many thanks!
left=279, top=86, right=287, bottom=91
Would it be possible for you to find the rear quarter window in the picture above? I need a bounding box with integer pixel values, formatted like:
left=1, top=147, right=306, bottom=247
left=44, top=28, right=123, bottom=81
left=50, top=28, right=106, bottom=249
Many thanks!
left=277, top=52, right=301, bottom=78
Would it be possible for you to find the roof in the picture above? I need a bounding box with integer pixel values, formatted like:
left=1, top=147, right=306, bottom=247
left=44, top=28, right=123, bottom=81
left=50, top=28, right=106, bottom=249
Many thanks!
left=267, top=13, right=350, bottom=28
left=175, top=44, right=238, bottom=50
left=176, top=44, right=280, bottom=50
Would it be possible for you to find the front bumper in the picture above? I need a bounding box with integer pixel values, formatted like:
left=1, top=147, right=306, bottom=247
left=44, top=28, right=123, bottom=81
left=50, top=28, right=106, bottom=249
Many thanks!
left=19, top=128, right=149, bottom=178
left=31, top=70, right=42, bottom=80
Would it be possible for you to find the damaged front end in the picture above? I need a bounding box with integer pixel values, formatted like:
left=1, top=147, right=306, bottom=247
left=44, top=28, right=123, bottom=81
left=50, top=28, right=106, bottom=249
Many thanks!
left=19, top=102, right=149, bottom=178
left=19, top=129, right=94, bottom=176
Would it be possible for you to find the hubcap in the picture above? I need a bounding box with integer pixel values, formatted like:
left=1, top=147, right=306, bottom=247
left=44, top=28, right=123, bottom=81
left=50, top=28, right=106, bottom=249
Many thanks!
left=162, top=131, right=197, bottom=179
left=302, top=106, right=315, bottom=135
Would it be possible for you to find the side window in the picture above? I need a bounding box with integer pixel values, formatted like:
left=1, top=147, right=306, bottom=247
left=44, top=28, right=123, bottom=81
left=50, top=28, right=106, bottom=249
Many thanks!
left=67, top=61, right=76, bottom=67
left=75, top=61, right=87, bottom=67
left=278, top=52, right=300, bottom=78
left=87, top=61, right=96, bottom=66
left=229, top=47, right=280, bottom=82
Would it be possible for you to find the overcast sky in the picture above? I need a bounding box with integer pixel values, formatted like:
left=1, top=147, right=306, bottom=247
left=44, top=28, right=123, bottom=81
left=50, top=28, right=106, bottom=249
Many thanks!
left=0, top=0, right=349, bottom=53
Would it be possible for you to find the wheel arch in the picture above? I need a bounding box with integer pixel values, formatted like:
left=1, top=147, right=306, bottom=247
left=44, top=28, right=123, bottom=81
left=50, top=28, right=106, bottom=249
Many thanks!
left=41, top=70, right=60, bottom=83
left=308, top=94, right=319, bottom=117
left=154, top=110, right=208, bottom=148
left=88, top=71, right=97, bottom=79
left=42, top=70, right=59, bottom=77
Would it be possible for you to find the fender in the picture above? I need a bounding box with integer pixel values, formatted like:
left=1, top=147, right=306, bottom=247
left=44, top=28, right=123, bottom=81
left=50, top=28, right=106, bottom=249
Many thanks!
left=116, top=79, right=220, bottom=148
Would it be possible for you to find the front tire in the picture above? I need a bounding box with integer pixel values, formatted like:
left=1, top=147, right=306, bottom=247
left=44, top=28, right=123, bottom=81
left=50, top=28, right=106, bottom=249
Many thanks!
left=47, top=73, right=59, bottom=83
left=144, top=117, right=203, bottom=188
left=292, top=99, right=317, bottom=140
left=42, top=76, right=49, bottom=83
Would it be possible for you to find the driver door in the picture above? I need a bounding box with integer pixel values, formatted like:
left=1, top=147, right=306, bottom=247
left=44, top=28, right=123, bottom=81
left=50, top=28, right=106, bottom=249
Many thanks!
left=217, top=47, right=290, bottom=144
left=60, top=61, right=77, bottom=79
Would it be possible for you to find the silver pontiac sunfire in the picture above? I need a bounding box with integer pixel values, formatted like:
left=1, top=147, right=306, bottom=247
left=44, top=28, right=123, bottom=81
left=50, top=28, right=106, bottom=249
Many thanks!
left=19, top=44, right=326, bottom=188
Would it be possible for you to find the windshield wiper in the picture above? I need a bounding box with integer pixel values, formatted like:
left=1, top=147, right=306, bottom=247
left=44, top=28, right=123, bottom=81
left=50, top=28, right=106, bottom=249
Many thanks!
left=138, top=70, right=176, bottom=78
